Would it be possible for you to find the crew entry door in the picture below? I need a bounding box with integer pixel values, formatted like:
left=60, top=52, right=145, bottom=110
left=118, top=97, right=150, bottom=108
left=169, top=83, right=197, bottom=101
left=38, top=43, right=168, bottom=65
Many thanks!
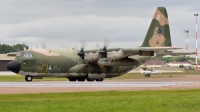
left=40, top=64, right=48, bottom=73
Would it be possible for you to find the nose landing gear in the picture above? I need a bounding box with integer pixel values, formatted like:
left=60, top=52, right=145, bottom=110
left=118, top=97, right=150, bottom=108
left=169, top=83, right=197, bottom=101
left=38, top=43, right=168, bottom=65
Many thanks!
left=25, top=75, right=33, bottom=82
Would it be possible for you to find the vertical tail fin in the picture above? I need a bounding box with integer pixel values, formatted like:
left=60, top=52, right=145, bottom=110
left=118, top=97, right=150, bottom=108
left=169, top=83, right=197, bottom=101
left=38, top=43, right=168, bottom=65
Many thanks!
left=141, top=7, right=172, bottom=47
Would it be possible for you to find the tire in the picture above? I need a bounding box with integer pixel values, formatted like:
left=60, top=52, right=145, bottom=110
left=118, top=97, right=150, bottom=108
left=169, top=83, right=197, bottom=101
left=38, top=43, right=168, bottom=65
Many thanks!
left=25, top=75, right=33, bottom=82
left=69, top=77, right=77, bottom=82
left=95, top=79, right=103, bottom=82
left=145, top=74, right=150, bottom=77
left=78, top=78, right=85, bottom=81
left=87, top=78, right=94, bottom=82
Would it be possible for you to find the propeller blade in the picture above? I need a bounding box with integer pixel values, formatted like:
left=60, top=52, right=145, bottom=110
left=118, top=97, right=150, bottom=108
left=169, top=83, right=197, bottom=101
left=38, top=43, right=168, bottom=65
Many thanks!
left=95, top=42, right=100, bottom=51
left=104, top=38, right=110, bottom=47
left=42, top=42, right=47, bottom=49
left=77, top=48, right=85, bottom=59
left=81, top=40, right=86, bottom=49
left=77, top=40, right=86, bottom=60
left=22, top=42, right=27, bottom=50
left=99, top=38, right=109, bottom=58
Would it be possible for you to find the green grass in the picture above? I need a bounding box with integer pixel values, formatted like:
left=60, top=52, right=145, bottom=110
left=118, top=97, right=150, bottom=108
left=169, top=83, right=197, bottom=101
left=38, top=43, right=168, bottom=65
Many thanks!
left=1, top=90, right=200, bottom=112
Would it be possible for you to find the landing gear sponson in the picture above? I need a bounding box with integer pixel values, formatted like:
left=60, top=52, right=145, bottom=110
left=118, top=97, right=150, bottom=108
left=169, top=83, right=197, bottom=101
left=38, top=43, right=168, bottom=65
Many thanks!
left=68, top=77, right=103, bottom=82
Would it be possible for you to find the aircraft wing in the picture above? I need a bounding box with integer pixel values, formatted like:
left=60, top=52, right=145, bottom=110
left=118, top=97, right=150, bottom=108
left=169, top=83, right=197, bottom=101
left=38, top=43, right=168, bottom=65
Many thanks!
left=83, top=46, right=194, bottom=61
left=85, top=47, right=182, bottom=53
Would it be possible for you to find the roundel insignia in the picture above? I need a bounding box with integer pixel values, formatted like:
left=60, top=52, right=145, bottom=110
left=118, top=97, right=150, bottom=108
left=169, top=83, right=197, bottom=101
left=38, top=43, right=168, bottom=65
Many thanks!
left=155, top=27, right=162, bottom=35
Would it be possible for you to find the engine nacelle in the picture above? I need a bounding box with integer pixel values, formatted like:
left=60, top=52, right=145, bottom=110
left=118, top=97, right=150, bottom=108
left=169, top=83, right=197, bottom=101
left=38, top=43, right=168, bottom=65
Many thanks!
left=68, top=64, right=88, bottom=77
left=84, top=50, right=134, bottom=61
left=107, top=50, right=125, bottom=60
left=98, top=58, right=138, bottom=66
left=84, top=52, right=100, bottom=61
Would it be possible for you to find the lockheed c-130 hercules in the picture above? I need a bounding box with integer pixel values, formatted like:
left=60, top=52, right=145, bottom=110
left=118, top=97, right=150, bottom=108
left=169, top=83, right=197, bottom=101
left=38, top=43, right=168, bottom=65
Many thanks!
left=7, top=7, right=195, bottom=82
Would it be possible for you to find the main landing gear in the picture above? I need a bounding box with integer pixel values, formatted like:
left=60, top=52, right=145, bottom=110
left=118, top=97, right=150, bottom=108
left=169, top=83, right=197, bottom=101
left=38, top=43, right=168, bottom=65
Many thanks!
left=145, top=74, right=151, bottom=77
left=25, top=75, right=33, bottom=82
left=68, top=78, right=103, bottom=82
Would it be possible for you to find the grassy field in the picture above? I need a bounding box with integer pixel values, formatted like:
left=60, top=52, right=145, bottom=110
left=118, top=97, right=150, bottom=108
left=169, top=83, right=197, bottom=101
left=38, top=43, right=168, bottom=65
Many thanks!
left=0, top=90, right=200, bottom=112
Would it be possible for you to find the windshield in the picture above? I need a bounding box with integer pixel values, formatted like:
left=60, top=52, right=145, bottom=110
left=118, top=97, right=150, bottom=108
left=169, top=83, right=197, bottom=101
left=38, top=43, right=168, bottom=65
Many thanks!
left=22, top=52, right=33, bottom=58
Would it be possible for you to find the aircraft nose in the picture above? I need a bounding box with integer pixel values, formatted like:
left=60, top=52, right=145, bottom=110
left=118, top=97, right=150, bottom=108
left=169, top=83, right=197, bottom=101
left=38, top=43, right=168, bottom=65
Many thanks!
left=7, top=61, right=21, bottom=74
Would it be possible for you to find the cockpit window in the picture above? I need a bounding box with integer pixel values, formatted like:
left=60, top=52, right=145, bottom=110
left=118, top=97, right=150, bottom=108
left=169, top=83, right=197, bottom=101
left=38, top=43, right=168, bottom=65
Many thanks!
left=27, top=52, right=32, bottom=57
left=23, top=52, right=32, bottom=58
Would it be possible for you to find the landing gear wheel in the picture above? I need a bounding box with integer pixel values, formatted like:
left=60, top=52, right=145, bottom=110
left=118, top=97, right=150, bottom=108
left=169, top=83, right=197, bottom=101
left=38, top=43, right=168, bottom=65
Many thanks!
left=25, top=75, right=33, bottom=82
left=78, top=78, right=85, bottom=81
left=145, top=74, right=150, bottom=77
left=87, top=78, right=94, bottom=82
left=95, top=79, right=103, bottom=82
left=69, top=78, right=77, bottom=82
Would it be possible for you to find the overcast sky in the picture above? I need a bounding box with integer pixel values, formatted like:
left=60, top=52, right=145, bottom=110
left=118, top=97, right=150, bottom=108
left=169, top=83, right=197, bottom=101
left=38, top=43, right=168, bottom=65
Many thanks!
left=0, top=0, right=200, bottom=54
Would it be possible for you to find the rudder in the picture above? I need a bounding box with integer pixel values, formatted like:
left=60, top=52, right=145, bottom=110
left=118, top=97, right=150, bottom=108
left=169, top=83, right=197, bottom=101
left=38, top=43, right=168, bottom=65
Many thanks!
left=141, top=7, right=172, bottom=47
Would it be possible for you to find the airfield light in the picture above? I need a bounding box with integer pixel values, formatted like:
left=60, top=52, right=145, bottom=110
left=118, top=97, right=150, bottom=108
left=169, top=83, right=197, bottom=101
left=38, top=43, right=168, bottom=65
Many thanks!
left=184, top=30, right=189, bottom=74
left=194, top=14, right=198, bottom=72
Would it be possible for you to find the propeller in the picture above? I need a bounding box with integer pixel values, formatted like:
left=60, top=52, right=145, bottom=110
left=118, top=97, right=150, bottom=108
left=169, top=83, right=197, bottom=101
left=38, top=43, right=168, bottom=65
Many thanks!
left=95, top=42, right=100, bottom=51
left=22, top=42, right=27, bottom=50
left=99, top=38, right=109, bottom=58
left=42, top=42, right=47, bottom=49
left=77, top=40, right=86, bottom=59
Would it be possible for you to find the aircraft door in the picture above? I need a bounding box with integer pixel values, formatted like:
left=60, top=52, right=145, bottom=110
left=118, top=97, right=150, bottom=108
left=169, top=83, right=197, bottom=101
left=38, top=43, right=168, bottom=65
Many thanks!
left=40, top=64, right=48, bottom=73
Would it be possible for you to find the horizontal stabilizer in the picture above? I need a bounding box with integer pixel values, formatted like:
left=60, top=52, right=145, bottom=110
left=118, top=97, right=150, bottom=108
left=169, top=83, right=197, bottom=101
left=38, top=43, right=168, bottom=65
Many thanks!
left=156, top=51, right=196, bottom=56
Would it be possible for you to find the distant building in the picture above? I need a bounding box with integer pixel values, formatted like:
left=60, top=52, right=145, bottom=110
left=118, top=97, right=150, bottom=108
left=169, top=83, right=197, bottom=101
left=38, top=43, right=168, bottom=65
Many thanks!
left=0, top=53, right=16, bottom=71
left=166, top=61, right=191, bottom=67
left=141, top=60, right=166, bottom=68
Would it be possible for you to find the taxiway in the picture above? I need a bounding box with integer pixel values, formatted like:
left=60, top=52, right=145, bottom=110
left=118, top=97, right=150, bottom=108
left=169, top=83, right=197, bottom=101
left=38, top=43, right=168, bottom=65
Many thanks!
left=1, top=75, right=200, bottom=94
left=0, top=81, right=195, bottom=87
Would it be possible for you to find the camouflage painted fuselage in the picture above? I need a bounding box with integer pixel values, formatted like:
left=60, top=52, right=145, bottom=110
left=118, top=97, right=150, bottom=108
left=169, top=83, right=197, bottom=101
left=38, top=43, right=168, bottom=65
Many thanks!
left=8, top=7, right=192, bottom=82
left=15, top=48, right=152, bottom=79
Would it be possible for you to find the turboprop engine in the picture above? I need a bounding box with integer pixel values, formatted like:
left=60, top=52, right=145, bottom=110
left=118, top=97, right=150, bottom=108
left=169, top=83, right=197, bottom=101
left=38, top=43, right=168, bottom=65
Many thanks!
left=84, top=50, right=132, bottom=62
left=98, top=58, right=138, bottom=66
left=106, top=50, right=126, bottom=60
left=84, top=52, right=100, bottom=61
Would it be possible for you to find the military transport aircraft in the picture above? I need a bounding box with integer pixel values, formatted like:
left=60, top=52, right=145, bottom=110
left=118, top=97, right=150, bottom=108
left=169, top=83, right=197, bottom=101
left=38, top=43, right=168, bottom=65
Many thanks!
left=7, top=7, right=195, bottom=82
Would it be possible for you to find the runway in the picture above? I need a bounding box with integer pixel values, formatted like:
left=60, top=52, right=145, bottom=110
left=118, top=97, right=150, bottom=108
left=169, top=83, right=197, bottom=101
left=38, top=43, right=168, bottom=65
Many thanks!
left=0, top=81, right=196, bottom=87
left=1, top=75, right=200, bottom=94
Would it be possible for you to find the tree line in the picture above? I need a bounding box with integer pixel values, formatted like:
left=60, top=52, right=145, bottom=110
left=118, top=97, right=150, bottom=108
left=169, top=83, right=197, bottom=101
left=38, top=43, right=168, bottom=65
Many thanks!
left=0, top=44, right=29, bottom=54
left=154, top=56, right=198, bottom=63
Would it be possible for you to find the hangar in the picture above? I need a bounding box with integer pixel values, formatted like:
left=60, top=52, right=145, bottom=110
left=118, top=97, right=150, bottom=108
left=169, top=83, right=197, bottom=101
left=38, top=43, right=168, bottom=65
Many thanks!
left=0, top=53, right=15, bottom=71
